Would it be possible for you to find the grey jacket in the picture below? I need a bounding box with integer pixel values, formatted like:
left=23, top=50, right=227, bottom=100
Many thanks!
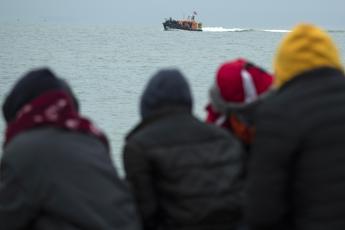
left=0, top=127, right=141, bottom=230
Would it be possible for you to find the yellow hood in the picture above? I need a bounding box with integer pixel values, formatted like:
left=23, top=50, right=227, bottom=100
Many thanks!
left=274, top=24, right=344, bottom=88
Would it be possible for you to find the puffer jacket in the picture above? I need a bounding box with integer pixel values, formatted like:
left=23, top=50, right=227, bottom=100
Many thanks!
left=0, top=127, right=141, bottom=230
left=124, top=107, right=244, bottom=230
left=246, top=67, right=345, bottom=230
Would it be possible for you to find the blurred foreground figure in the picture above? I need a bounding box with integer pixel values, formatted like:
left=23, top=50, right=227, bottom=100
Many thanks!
left=0, top=68, right=141, bottom=230
left=246, top=24, right=345, bottom=230
left=206, top=58, right=273, bottom=148
left=123, top=69, right=244, bottom=230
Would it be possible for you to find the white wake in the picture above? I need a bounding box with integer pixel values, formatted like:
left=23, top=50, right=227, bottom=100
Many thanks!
left=202, top=27, right=290, bottom=33
left=202, top=27, right=251, bottom=32
left=260, top=29, right=290, bottom=33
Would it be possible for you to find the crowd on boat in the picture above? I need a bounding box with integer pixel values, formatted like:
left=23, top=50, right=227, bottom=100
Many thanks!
left=1, top=23, right=345, bottom=230
left=163, top=12, right=202, bottom=31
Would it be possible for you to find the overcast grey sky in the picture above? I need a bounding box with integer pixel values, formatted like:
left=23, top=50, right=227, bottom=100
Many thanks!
left=1, top=0, right=344, bottom=29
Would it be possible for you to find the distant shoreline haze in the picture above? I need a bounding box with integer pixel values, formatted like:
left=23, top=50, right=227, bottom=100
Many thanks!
left=0, top=0, right=344, bottom=29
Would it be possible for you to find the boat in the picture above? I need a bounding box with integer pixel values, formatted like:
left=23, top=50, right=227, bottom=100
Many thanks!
left=163, top=12, right=202, bottom=32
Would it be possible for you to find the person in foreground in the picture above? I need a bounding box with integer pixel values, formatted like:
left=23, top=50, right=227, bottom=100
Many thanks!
left=205, top=58, right=273, bottom=149
left=0, top=68, right=141, bottom=230
left=246, top=24, right=345, bottom=230
left=123, top=69, right=244, bottom=230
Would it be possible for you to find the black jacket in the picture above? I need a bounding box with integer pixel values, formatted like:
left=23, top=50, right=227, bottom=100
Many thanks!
left=0, top=127, right=141, bottom=230
left=246, top=68, right=345, bottom=230
left=124, top=107, right=244, bottom=230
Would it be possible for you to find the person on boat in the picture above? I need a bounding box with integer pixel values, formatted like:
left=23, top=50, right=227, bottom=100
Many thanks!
left=246, top=24, right=345, bottom=230
left=0, top=68, right=141, bottom=230
left=205, top=58, right=273, bottom=149
left=123, top=69, right=244, bottom=230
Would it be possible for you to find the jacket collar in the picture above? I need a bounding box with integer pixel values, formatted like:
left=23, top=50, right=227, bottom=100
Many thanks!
left=279, top=67, right=344, bottom=91
left=126, top=106, right=191, bottom=140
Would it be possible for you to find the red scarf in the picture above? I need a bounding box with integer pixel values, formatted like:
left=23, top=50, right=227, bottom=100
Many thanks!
left=4, top=90, right=109, bottom=149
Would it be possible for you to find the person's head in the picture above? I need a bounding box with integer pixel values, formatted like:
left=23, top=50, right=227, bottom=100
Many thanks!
left=140, top=69, right=193, bottom=119
left=274, top=23, right=344, bottom=88
left=2, top=68, right=79, bottom=123
left=207, top=58, right=273, bottom=144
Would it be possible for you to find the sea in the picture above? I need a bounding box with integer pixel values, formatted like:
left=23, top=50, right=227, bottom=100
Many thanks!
left=1, top=23, right=345, bottom=174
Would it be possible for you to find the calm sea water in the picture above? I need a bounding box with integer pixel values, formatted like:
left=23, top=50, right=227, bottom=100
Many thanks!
left=1, top=23, right=345, bottom=173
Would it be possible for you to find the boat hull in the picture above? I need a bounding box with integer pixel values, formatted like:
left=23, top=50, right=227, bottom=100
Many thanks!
left=163, top=21, right=202, bottom=32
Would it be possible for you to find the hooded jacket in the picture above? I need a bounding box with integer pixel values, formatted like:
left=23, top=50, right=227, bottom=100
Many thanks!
left=246, top=24, right=345, bottom=230
left=124, top=69, right=245, bottom=230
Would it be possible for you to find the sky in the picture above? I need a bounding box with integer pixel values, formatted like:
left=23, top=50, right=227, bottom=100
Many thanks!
left=0, top=0, right=344, bottom=29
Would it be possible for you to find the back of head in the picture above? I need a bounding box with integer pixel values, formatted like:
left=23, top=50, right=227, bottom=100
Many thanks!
left=140, top=69, right=193, bottom=119
left=207, top=59, right=273, bottom=145
left=2, top=68, right=79, bottom=123
left=210, top=58, right=273, bottom=114
left=274, top=23, right=344, bottom=88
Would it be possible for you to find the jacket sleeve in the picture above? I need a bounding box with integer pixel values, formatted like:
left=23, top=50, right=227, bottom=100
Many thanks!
left=0, top=160, right=38, bottom=230
left=245, top=106, right=300, bottom=230
left=123, top=142, right=158, bottom=230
